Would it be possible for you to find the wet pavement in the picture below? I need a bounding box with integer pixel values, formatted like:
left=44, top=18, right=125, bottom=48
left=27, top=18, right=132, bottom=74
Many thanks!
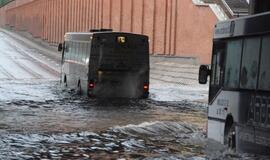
left=0, top=30, right=269, bottom=159
left=0, top=80, right=208, bottom=159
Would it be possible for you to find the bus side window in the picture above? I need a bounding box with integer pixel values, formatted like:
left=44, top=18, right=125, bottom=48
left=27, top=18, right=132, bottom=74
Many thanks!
left=64, top=41, right=70, bottom=60
left=80, top=43, right=85, bottom=64
left=211, top=54, right=217, bottom=86
left=83, top=43, right=89, bottom=64
left=63, top=42, right=68, bottom=60
left=209, top=42, right=226, bottom=102
left=81, top=43, right=85, bottom=63
left=78, top=43, right=83, bottom=63
left=75, top=42, right=79, bottom=62
left=259, top=36, right=270, bottom=90
left=86, top=43, right=91, bottom=64
left=69, top=42, right=74, bottom=61
left=82, top=43, right=87, bottom=64
left=224, top=40, right=243, bottom=89
left=240, top=38, right=261, bottom=89
left=211, top=43, right=225, bottom=86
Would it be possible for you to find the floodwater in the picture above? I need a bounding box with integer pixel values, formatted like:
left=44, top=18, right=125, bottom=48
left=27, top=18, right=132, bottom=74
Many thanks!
left=0, top=30, right=269, bottom=159
left=0, top=80, right=208, bottom=159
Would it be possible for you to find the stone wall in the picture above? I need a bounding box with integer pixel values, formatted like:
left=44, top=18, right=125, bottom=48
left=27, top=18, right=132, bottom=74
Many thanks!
left=0, top=0, right=218, bottom=64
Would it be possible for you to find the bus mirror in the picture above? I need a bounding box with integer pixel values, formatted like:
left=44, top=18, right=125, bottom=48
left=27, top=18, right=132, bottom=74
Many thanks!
left=58, top=43, right=63, bottom=52
left=199, top=65, right=210, bottom=84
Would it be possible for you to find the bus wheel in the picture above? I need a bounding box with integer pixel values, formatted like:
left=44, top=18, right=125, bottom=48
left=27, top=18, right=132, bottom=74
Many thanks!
left=225, top=124, right=236, bottom=150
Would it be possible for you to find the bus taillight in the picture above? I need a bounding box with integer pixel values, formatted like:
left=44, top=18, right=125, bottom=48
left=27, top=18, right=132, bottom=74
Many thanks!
left=143, top=83, right=149, bottom=92
left=89, top=82, right=95, bottom=89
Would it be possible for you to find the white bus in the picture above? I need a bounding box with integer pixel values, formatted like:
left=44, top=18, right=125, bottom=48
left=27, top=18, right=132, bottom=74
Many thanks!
left=199, top=12, right=270, bottom=154
left=58, top=30, right=150, bottom=98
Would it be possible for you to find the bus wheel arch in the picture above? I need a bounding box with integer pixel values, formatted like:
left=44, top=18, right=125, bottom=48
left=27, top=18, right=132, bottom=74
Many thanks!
left=224, top=114, right=236, bottom=150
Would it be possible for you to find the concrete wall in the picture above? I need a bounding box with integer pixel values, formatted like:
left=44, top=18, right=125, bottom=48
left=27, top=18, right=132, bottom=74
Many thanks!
left=0, top=0, right=217, bottom=64
left=0, top=0, right=15, bottom=26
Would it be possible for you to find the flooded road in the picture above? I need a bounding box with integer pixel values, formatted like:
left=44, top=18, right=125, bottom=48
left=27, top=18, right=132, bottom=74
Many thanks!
left=0, top=80, right=207, bottom=159
left=0, top=30, right=269, bottom=159
left=0, top=30, right=208, bottom=159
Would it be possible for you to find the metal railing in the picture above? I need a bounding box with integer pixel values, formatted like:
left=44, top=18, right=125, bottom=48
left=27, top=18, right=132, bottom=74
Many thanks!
left=221, top=0, right=249, bottom=17
left=221, top=0, right=235, bottom=16
left=192, top=0, right=229, bottom=21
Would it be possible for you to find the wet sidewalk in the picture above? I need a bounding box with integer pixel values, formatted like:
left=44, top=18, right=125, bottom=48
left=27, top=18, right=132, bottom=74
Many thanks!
left=150, top=56, right=208, bottom=103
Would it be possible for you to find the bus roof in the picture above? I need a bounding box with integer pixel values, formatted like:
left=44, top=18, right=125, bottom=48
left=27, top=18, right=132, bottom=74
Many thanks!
left=64, top=32, right=148, bottom=42
left=214, top=11, right=270, bottom=39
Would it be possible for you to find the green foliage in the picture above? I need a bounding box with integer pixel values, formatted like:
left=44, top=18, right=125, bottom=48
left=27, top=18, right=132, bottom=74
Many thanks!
left=0, top=0, right=13, bottom=8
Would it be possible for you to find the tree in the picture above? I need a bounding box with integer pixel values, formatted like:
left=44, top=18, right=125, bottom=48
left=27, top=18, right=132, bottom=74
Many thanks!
left=0, top=0, right=13, bottom=8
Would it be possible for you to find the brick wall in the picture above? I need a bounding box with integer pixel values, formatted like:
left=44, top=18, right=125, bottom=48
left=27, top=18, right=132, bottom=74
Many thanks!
left=0, top=0, right=218, bottom=64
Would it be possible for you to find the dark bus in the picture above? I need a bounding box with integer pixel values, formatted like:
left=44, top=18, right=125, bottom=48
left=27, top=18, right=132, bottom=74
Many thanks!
left=199, top=12, right=270, bottom=154
left=58, top=30, right=150, bottom=98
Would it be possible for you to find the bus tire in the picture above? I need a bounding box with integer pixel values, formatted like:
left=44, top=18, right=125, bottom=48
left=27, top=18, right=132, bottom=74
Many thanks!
left=227, top=124, right=236, bottom=150
left=224, top=116, right=236, bottom=150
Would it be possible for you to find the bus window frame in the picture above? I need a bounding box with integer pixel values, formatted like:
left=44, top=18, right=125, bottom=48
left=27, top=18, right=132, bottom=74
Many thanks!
left=220, top=35, right=270, bottom=92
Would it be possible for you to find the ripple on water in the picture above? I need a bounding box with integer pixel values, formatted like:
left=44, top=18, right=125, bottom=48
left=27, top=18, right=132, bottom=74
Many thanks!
left=0, top=81, right=268, bottom=159
left=0, top=121, right=208, bottom=159
left=0, top=121, right=270, bottom=159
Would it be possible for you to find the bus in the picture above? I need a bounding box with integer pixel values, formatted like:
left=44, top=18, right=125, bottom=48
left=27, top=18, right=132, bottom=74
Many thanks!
left=199, top=12, right=270, bottom=154
left=58, top=30, right=150, bottom=98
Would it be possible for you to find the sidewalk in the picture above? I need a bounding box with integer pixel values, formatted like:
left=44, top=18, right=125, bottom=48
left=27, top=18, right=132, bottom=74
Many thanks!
left=0, top=27, right=208, bottom=103
left=150, top=57, right=208, bottom=103
left=0, top=28, right=61, bottom=62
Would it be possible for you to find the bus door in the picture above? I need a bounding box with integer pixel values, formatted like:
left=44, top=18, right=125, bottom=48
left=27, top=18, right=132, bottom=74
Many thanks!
left=207, top=41, right=227, bottom=142
left=209, top=41, right=226, bottom=104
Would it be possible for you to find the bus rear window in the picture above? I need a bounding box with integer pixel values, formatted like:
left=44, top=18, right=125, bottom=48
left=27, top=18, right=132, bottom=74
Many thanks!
left=95, top=36, right=148, bottom=71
